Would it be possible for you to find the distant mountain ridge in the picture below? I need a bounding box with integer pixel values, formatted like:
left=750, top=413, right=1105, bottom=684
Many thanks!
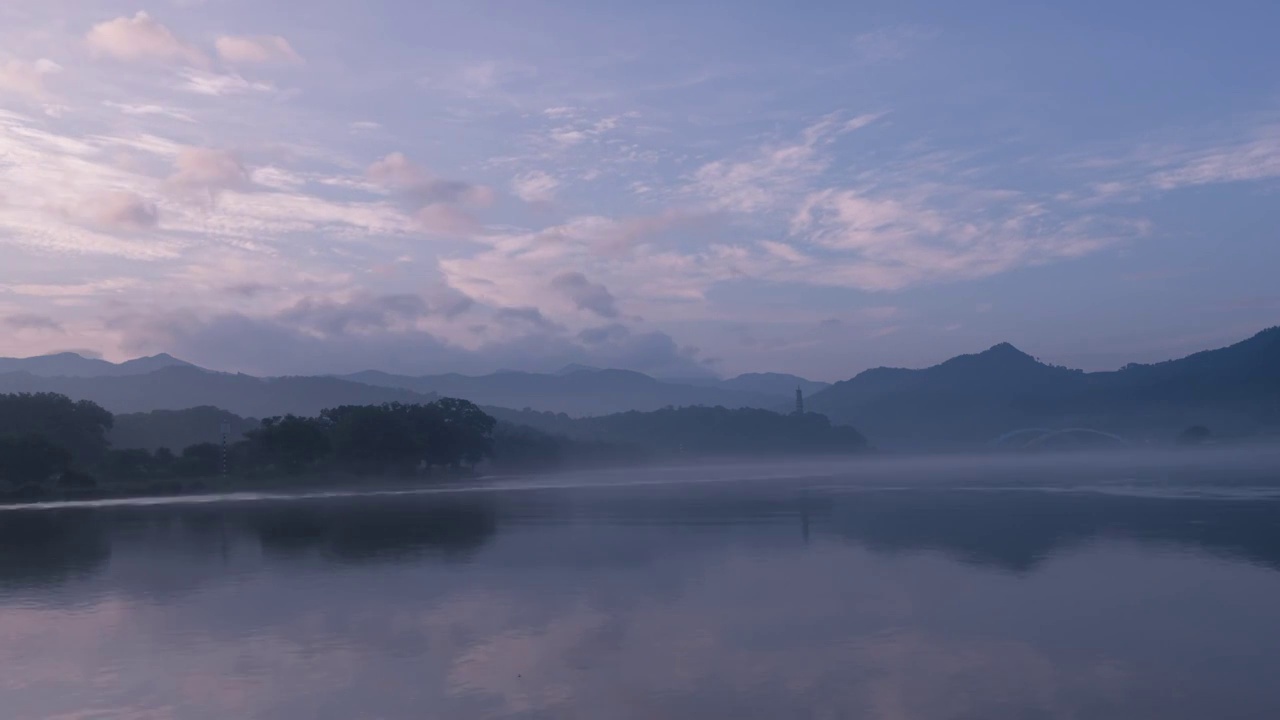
left=0, top=366, right=438, bottom=417
left=807, top=327, right=1280, bottom=448
left=106, top=403, right=867, bottom=462
left=0, top=352, right=823, bottom=415
left=109, top=406, right=259, bottom=452
left=674, top=372, right=830, bottom=398
left=4, top=327, right=1278, bottom=448
left=0, top=352, right=195, bottom=377
left=340, top=368, right=785, bottom=416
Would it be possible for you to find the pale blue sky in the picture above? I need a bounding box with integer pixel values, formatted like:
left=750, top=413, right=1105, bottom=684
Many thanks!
left=0, top=0, right=1277, bottom=379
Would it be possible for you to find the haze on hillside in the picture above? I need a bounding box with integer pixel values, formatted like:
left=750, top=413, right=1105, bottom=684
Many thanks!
left=1, top=325, right=1276, bottom=454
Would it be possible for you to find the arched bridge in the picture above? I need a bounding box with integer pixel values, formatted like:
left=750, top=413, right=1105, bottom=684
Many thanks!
left=992, top=427, right=1130, bottom=451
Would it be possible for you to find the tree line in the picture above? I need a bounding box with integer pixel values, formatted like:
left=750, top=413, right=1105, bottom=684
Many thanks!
left=0, top=392, right=497, bottom=495
left=0, top=391, right=872, bottom=498
left=486, top=404, right=869, bottom=457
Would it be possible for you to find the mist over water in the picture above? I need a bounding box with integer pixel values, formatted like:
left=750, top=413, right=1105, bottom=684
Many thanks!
left=6, top=445, right=1279, bottom=513
left=3, top=453, right=1280, bottom=719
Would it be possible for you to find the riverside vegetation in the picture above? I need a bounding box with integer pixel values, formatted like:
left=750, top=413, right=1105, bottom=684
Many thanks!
left=0, top=392, right=868, bottom=500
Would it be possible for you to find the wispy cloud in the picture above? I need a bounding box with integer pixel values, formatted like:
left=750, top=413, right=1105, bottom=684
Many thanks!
left=1058, top=122, right=1280, bottom=209
left=86, top=12, right=209, bottom=68
left=1148, top=126, right=1280, bottom=190
left=367, top=152, right=494, bottom=235
left=551, top=271, right=619, bottom=318
left=349, top=120, right=383, bottom=134
left=690, top=113, right=883, bottom=213
left=103, top=101, right=196, bottom=123
left=84, top=190, right=160, bottom=231
left=511, top=170, right=559, bottom=204
left=1, top=0, right=1277, bottom=375
left=851, top=26, right=939, bottom=63
left=3, top=313, right=64, bottom=332
left=215, top=35, right=304, bottom=66
left=178, top=69, right=276, bottom=96
left=4, top=278, right=143, bottom=298
left=169, top=147, right=251, bottom=197
left=0, top=58, right=61, bottom=100
left=419, top=59, right=538, bottom=101
left=368, top=153, right=493, bottom=206
left=791, top=186, right=1136, bottom=290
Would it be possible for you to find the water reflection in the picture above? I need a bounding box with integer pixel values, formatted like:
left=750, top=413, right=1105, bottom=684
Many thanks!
left=822, top=489, right=1280, bottom=573
left=1, top=472, right=1280, bottom=719
left=0, top=510, right=111, bottom=590
left=246, top=498, right=498, bottom=562
left=6, top=481, right=1280, bottom=584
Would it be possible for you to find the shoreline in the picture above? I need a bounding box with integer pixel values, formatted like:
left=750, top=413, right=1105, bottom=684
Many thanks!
left=4, top=445, right=1280, bottom=511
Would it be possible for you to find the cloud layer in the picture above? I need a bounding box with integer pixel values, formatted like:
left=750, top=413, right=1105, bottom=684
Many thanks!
left=216, top=35, right=304, bottom=65
left=86, top=12, right=209, bottom=67
left=1, top=1, right=1278, bottom=378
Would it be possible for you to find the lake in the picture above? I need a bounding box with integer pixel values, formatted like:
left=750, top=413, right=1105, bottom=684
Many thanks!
left=4, top=453, right=1280, bottom=720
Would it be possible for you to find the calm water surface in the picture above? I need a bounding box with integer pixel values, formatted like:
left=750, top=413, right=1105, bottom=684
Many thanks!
left=4, top=456, right=1280, bottom=719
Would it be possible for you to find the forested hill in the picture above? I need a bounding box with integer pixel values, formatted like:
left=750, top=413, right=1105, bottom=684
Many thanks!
left=0, top=363, right=798, bottom=418
left=5, top=325, right=1276, bottom=450
left=0, top=393, right=495, bottom=496
left=109, top=407, right=259, bottom=452
left=107, top=403, right=867, bottom=463
left=0, top=366, right=438, bottom=417
left=0, top=392, right=867, bottom=497
left=807, top=326, right=1280, bottom=448
left=484, top=405, right=867, bottom=457
left=339, top=368, right=784, bottom=416
left=0, top=352, right=193, bottom=377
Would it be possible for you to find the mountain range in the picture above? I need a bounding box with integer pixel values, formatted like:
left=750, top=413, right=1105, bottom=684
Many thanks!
left=0, top=366, right=438, bottom=418
left=339, top=368, right=794, bottom=416
left=0, top=352, right=193, bottom=377
left=2, top=326, right=1278, bottom=448
left=673, top=372, right=830, bottom=398
left=0, top=353, right=811, bottom=417
left=806, top=327, right=1280, bottom=448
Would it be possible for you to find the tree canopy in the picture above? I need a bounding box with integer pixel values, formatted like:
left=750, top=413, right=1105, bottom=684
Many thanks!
left=0, top=390, right=877, bottom=497
left=0, top=393, right=498, bottom=494
left=0, top=393, right=113, bottom=465
left=489, top=405, right=868, bottom=458
left=0, top=436, right=72, bottom=485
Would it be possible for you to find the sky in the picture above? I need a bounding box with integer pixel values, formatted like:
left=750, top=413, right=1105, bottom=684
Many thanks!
left=1, top=0, right=1278, bottom=381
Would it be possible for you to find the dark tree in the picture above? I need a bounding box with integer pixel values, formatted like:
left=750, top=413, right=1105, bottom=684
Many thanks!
left=0, top=393, right=113, bottom=465
left=0, top=436, right=73, bottom=485
left=101, top=448, right=159, bottom=481
left=431, top=398, right=497, bottom=467
left=490, top=422, right=564, bottom=471
left=177, top=443, right=223, bottom=477
left=321, top=404, right=419, bottom=474
left=57, top=468, right=98, bottom=490
left=320, top=399, right=495, bottom=475
left=247, top=415, right=332, bottom=473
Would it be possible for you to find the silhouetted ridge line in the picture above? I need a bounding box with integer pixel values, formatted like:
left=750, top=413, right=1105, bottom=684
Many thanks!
left=807, top=326, right=1280, bottom=448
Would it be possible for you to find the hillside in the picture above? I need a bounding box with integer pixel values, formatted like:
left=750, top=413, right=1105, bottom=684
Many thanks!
left=341, top=368, right=783, bottom=416
left=0, top=366, right=438, bottom=417
left=109, top=407, right=260, bottom=452
left=7, top=326, right=1278, bottom=450
left=483, top=405, right=865, bottom=455
left=808, top=327, right=1280, bottom=448
left=676, top=372, right=830, bottom=399
left=0, top=353, right=822, bottom=417
left=0, top=352, right=194, bottom=377
left=100, top=402, right=866, bottom=470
